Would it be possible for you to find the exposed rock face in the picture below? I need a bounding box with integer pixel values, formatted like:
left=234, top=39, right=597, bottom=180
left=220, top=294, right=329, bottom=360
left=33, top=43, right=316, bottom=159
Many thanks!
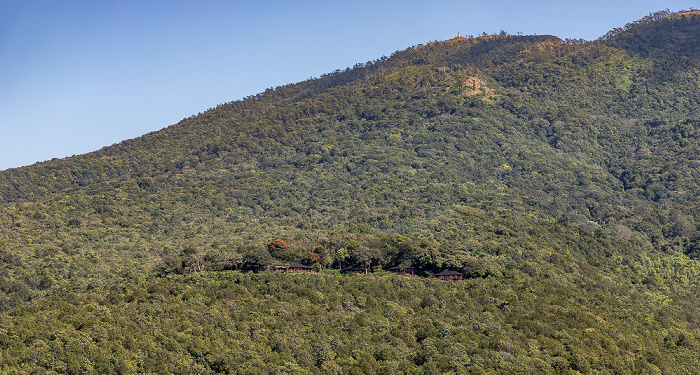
left=463, top=76, right=492, bottom=96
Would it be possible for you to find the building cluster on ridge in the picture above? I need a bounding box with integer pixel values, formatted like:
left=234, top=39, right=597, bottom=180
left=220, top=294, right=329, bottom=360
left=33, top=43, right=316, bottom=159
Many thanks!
left=268, top=261, right=465, bottom=280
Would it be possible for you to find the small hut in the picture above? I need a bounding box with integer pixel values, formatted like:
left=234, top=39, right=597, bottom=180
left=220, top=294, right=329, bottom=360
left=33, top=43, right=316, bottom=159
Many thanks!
left=433, top=269, right=464, bottom=280
left=389, top=265, right=416, bottom=275
left=269, top=261, right=313, bottom=273
left=286, top=261, right=313, bottom=272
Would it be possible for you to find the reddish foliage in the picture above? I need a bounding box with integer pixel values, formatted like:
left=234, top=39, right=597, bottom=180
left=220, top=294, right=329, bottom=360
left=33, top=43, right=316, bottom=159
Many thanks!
left=267, top=239, right=289, bottom=252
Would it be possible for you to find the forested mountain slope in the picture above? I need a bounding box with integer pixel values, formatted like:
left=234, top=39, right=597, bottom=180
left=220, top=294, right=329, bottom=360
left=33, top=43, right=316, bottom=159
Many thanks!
left=2, top=10, right=700, bottom=374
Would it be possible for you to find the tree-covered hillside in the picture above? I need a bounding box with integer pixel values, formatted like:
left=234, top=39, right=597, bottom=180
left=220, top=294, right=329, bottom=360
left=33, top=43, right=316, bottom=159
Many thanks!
left=2, top=9, right=700, bottom=374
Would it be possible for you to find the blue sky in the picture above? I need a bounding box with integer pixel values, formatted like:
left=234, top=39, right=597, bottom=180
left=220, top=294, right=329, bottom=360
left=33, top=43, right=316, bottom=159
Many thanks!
left=0, top=1, right=696, bottom=170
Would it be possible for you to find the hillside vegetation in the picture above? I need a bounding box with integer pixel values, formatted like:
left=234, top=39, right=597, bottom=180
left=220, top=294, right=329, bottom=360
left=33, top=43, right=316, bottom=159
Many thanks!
left=2, top=9, right=700, bottom=374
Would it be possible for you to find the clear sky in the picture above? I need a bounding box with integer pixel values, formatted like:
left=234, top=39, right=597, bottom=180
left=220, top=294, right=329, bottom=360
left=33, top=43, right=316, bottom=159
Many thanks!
left=1, top=0, right=696, bottom=171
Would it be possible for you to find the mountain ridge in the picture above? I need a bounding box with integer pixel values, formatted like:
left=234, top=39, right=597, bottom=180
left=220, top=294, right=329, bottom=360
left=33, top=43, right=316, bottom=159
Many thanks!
left=2, top=10, right=700, bottom=373
left=0, top=33, right=566, bottom=203
left=3, top=14, right=700, bottom=245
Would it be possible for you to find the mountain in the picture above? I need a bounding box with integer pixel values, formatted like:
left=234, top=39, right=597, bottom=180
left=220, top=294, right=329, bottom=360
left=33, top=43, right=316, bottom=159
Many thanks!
left=2, top=9, right=700, bottom=373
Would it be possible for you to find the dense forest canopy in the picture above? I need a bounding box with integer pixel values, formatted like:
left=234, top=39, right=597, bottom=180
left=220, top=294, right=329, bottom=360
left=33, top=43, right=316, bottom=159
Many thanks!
left=2, top=9, right=700, bottom=374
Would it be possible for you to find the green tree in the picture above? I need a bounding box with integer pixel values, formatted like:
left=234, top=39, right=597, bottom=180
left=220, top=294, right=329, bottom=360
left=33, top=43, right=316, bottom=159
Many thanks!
left=243, top=248, right=273, bottom=272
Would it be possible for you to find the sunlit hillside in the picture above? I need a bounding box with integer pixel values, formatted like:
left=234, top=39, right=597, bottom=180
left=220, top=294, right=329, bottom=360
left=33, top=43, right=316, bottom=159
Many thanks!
left=2, top=10, right=700, bottom=374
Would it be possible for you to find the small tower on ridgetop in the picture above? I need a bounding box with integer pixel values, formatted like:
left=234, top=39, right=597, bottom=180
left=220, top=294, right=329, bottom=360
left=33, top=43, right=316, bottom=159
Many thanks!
left=457, top=31, right=461, bottom=38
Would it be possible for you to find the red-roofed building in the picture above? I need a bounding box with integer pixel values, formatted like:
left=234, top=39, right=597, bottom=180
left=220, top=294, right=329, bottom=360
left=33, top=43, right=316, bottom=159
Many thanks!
left=433, top=269, right=464, bottom=280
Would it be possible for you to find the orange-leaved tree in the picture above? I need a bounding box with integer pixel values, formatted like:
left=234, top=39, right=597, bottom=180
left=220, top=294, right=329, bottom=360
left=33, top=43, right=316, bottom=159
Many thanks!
left=267, top=239, right=290, bottom=259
